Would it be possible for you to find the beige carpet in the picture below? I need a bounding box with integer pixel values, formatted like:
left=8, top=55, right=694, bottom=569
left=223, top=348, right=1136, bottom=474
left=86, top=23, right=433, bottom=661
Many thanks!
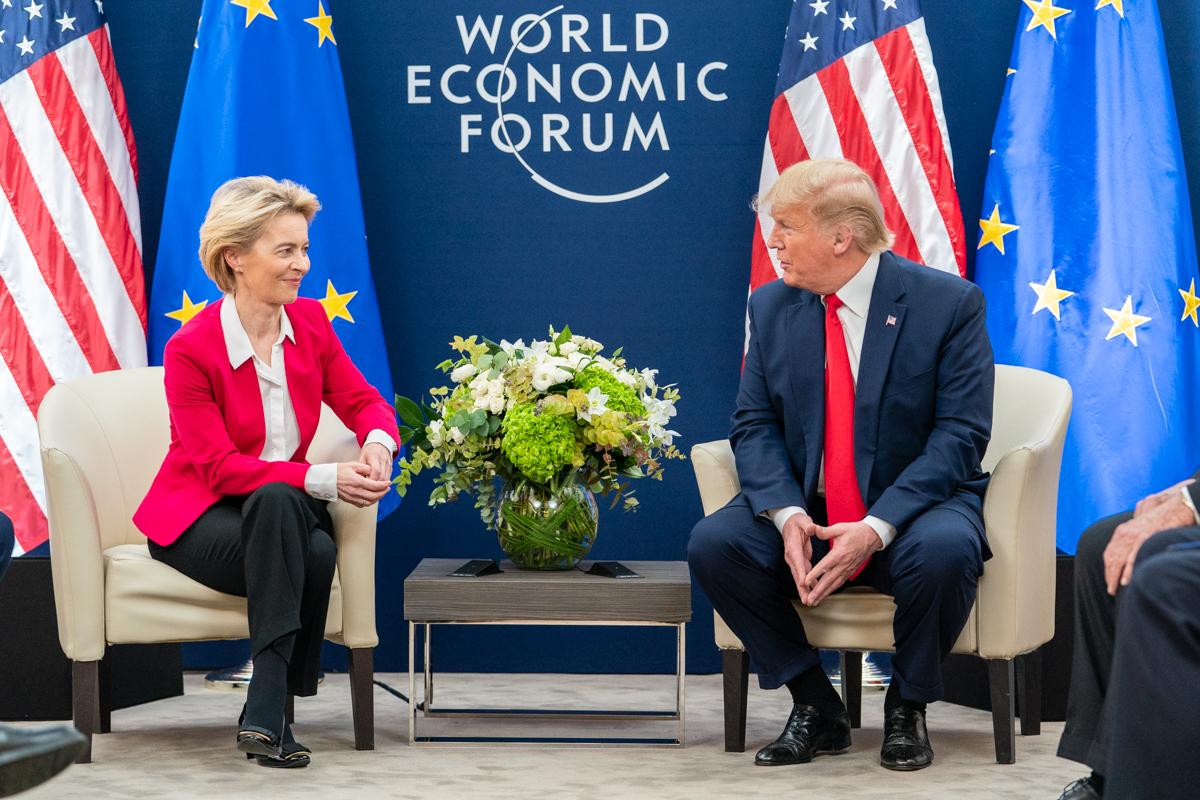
left=15, top=672, right=1082, bottom=799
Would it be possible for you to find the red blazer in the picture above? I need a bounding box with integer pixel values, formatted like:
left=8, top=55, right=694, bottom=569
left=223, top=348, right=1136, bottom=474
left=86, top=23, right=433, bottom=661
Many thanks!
left=134, top=297, right=400, bottom=546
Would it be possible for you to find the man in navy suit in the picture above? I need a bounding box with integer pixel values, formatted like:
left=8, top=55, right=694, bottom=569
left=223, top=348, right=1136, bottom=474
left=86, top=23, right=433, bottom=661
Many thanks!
left=689, top=158, right=993, bottom=772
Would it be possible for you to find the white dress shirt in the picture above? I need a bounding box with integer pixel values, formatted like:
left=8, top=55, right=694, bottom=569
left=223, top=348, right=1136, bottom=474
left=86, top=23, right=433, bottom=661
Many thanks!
left=1182, top=485, right=1200, bottom=526
left=765, top=252, right=900, bottom=549
left=221, top=296, right=396, bottom=503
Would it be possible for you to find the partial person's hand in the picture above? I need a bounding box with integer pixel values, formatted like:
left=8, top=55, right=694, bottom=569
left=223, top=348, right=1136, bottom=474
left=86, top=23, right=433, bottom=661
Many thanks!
left=803, top=522, right=883, bottom=606
left=781, top=513, right=817, bottom=605
left=1134, top=478, right=1194, bottom=517
left=359, top=441, right=393, bottom=482
left=1105, top=486, right=1197, bottom=595
left=336, top=461, right=391, bottom=507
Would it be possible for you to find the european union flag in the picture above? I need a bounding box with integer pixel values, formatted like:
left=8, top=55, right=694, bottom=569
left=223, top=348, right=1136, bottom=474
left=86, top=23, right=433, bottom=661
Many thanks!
left=149, top=0, right=400, bottom=518
left=975, top=0, right=1200, bottom=552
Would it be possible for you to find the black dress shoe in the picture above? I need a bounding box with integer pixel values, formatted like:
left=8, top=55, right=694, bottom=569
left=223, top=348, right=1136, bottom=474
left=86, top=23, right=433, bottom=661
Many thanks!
left=236, top=704, right=282, bottom=758
left=0, top=724, right=87, bottom=798
left=1057, top=776, right=1102, bottom=800
left=880, top=706, right=933, bottom=771
left=754, top=703, right=852, bottom=766
left=255, top=742, right=312, bottom=769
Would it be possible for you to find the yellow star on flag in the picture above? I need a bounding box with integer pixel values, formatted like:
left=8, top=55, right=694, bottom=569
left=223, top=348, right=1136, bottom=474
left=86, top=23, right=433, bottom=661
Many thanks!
left=1023, top=0, right=1071, bottom=39
left=231, top=0, right=276, bottom=27
left=1007, top=68, right=1017, bottom=76
left=304, top=1, right=336, bottom=46
left=318, top=280, right=357, bottom=323
left=165, top=291, right=208, bottom=326
left=1029, top=269, right=1074, bottom=320
left=1095, top=0, right=1123, bottom=17
left=1103, top=296, right=1151, bottom=346
left=1180, top=279, right=1200, bottom=326
left=978, top=205, right=1020, bottom=255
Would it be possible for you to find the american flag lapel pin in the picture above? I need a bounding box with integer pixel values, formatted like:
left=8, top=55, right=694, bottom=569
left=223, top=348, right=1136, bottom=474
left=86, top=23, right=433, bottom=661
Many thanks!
left=886, top=315, right=897, bottom=326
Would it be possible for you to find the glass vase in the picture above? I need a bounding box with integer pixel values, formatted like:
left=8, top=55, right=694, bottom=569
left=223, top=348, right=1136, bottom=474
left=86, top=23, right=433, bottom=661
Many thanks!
left=496, top=478, right=598, bottom=570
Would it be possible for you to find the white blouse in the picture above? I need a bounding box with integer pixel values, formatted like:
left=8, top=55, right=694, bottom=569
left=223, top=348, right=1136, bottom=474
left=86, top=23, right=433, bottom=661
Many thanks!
left=221, top=297, right=396, bottom=502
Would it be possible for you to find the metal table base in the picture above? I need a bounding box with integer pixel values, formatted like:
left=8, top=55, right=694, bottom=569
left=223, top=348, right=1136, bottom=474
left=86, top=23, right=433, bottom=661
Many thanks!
left=407, top=620, right=686, bottom=748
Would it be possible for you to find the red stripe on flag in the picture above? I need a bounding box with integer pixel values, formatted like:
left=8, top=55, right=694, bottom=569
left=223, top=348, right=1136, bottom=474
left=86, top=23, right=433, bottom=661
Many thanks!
left=767, top=94, right=808, bottom=175
left=0, top=104, right=123, bottom=376
left=88, top=27, right=138, bottom=186
left=816, top=61, right=922, bottom=264
left=27, top=53, right=147, bottom=332
left=874, top=27, right=967, bottom=276
left=750, top=217, right=779, bottom=293
left=0, top=432, right=47, bottom=553
left=0, top=280, right=56, bottom=416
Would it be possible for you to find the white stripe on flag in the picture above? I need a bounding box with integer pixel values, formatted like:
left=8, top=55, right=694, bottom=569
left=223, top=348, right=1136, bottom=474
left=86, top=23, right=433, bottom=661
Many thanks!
left=0, top=192, right=93, bottom=383
left=756, top=135, right=782, bottom=278
left=0, top=355, right=47, bottom=517
left=56, top=37, right=143, bottom=256
left=842, top=43, right=957, bottom=274
left=0, top=72, right=146, bottom=370
left=784, top=74, right=844, bottom=160
left=904, top=18, right=955, bottom=172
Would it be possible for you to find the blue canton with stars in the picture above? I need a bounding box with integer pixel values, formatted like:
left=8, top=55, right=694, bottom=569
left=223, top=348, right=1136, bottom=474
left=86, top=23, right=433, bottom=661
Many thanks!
left=0, top=0, right=105, bottom=86
left=776, top=0, right=924, bottom=96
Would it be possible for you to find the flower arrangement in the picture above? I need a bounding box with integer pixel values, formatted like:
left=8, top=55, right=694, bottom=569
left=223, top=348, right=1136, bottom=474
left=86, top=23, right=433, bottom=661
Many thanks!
left=392, top=326, right=684, bottom=531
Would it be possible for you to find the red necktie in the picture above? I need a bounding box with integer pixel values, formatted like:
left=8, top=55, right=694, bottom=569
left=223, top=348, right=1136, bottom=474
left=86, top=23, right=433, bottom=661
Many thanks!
left=824, top=295, right=869, bottom=577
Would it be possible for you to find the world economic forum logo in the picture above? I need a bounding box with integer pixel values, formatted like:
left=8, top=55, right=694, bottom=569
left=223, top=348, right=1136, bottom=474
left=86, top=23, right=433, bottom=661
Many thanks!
left=406, top=6, right=730, bottom=203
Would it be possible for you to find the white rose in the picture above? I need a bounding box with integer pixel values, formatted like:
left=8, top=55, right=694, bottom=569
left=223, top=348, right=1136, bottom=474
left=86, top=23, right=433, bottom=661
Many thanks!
left=451, top=363, right=477, bottom=383
left=449, top=426, right=465, bottom=444
left=557, top=341, right=578, bottom=355
left=474, top=394, right=490, bottom=409
left=469, top=374, right=490, bottom=393
left=489, top=394, right=505, bottom=415
left=428, top=419, right=445, bottom=446
left=531, top=364, right=569, bottom=392
left=615, top=371, right=637, bottom=387
left=488, top=378, right=505, bottom=396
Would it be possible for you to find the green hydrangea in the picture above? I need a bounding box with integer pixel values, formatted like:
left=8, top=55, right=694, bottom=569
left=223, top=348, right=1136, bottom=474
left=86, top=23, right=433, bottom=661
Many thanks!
left=575, top=367, right=643, bottom=417
left=501, top=402, right=576, bottom=483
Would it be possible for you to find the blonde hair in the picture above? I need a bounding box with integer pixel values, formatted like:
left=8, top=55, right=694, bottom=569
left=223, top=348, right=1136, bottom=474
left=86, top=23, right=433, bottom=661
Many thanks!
left=755, top=159, right=894, bottom=255
left=197, top=176, right=321, bottom=293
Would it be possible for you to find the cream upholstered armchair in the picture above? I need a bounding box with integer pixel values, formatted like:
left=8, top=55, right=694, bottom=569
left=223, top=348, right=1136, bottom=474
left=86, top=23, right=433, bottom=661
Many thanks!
left=691, top=364, right=1071, bottom=764
left=38, top=367, right=380, bottom=763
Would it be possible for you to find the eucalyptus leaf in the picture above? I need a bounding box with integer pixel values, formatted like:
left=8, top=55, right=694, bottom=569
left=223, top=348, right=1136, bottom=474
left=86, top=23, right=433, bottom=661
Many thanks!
left=477, top=354, right=493, bottom=370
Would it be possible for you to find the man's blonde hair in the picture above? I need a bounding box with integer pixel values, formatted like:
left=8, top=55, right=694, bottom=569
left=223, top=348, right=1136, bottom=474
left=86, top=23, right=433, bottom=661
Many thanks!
left=197, top=176, right=321, bottom=293
left=756, top=158, right=894, bottom=255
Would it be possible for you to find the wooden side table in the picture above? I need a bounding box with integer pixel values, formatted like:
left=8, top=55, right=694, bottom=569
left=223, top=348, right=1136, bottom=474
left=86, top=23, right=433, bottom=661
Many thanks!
left=403, top=558, right=692, bottom=747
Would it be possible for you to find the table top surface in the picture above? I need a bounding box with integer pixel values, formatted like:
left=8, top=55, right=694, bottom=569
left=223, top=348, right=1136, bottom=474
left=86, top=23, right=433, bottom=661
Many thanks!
left=403, top=559, right=692, bottom=623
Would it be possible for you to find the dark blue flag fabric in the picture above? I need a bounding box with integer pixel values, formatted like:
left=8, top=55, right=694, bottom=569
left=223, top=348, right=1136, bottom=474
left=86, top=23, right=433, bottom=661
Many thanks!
left=974, top=0, right=1200, bottom=553
left=149, top=0, right=400, bottom=518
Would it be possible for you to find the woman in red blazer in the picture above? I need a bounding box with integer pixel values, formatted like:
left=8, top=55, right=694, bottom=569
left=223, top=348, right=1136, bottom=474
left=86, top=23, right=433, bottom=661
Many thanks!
left=134, top=177, right=399, bottom=768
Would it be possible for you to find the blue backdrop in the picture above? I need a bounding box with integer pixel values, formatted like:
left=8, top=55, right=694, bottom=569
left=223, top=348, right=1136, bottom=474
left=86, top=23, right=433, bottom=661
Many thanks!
left=103, top=0, right=1200, bottom=675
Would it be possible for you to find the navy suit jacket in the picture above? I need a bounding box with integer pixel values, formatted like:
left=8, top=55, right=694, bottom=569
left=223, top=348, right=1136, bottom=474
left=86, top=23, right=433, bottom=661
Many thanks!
left=730, top=251, right=995, bottom=552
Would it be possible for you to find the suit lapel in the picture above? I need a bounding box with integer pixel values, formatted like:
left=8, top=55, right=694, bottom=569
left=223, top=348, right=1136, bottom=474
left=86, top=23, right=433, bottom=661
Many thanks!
left=854, top=253, right=907, bottom=503
left=786, top=293, right=826, bottom=500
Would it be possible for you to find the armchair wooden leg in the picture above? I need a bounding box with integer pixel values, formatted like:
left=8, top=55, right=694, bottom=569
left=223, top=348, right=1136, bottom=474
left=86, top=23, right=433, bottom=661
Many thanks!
left=72, top=661, right=100, bottom=764
left=839, top=651, right=862, bottom=729
left=347, top=647, right=374, bottom=751
left=285, top=694, right=295, bottom=725
left=987, top=658, right=1017, bottom=764
left=1016, top=649, right=1042, bottom=736
left=97, top=645, right=112, bottom=734
left=721, top=649, right=749, bottom=753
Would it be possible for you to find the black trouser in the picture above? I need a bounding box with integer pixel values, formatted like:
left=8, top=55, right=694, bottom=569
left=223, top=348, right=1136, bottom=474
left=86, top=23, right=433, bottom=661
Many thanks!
left=1057, top=512, right=1200, bottom=772
left=0, top=511, right=12, bottom=587
left=148, top=483, right=337, bottom=697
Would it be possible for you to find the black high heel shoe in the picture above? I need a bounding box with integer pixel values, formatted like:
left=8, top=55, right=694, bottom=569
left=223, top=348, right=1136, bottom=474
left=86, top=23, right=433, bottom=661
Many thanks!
left=253, top=742, right=311, bottom=769
left=236, top=704, right=282, bottom=758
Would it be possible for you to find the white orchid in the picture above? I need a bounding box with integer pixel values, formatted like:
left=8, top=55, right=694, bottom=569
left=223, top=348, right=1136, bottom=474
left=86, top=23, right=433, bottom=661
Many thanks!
left=648, top=422, right=680, bottom=447
left=451, top=363, right=477, bottom=383
left=640, top=368, right=658, bottom=390
left=644, top=396, right=678, bottom=427
left=498, top=338, right=526, bottom=358
left=577, top=387, right=610, bottom=423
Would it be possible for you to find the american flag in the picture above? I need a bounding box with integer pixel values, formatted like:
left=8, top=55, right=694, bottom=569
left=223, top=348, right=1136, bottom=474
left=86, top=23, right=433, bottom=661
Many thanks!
left=0, top=0, right=146, bottom=555
left=749, top=0, right=966, bottom=319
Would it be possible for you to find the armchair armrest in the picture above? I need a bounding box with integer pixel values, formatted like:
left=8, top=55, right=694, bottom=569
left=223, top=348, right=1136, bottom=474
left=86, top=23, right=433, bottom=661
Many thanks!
left=42, top=447, right=107, bottom=661
left=328, top=500, right=379, bottom=648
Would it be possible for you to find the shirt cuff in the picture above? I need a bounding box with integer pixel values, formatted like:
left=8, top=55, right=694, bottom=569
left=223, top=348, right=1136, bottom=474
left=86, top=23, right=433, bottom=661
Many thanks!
left=763, top=506, right=807, bottom=534
left=305, top=462, right=339, bottom=502
left=1182, top=485, right=1200, bottom=527
left=864, top=515, right=897, bottom=549
left=365, top=429, right=398, bottom=457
